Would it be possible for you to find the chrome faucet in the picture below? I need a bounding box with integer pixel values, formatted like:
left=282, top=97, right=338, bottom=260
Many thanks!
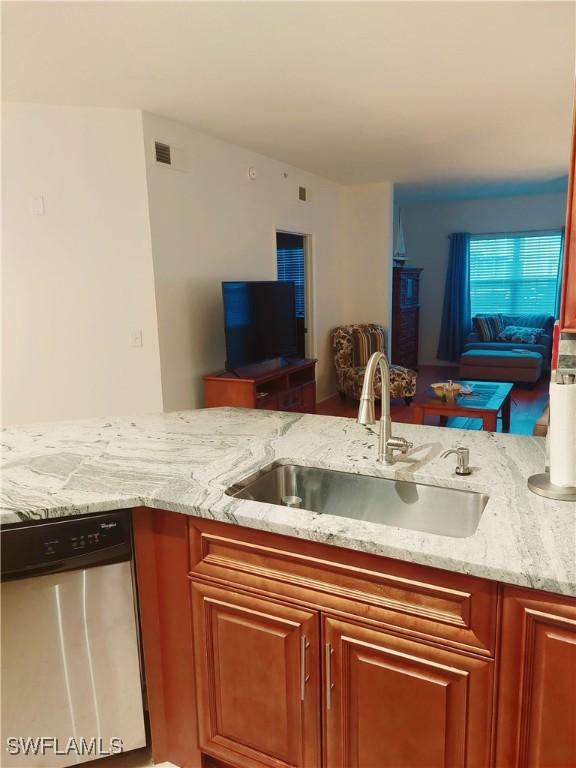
left=358, top=351, right=413, bottom=464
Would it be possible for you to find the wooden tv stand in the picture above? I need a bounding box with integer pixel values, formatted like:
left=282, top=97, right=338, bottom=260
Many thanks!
left=203, top=358, right=317, bottom=413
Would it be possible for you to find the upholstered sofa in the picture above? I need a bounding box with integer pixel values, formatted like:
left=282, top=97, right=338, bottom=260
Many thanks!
left=331, top=324, right=417, bottom=403
left=462, top=314, right=555, bottom=371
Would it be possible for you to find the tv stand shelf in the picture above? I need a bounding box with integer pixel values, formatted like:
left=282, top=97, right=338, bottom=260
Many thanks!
left=203, top=358, right=317, bottom=413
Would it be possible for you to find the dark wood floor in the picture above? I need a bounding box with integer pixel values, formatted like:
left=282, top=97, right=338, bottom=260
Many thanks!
left=316, top=365, right=550, bottom=436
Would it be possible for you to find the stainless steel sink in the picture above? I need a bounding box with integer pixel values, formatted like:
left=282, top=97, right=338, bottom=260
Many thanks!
left=226, top=463, right=488, bottom=538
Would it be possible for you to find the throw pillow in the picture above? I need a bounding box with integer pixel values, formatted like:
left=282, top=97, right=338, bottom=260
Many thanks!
left=352, top=328, right=386, bottom=367
left=475, top=313, right=504, bottom=342
left=496, top=325, right=542, bottom=344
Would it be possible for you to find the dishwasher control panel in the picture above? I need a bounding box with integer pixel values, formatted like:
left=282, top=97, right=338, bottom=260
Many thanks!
left=1, top=511, right=132, bottom=579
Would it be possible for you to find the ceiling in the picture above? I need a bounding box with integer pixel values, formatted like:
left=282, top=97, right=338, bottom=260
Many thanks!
left=3, top=1, right=575, bottom=185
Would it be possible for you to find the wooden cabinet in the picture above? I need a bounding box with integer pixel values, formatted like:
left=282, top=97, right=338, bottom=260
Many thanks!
left=495, top=586, right=576, bottom=768
left=203, top=358, right=316, bottom=413
left=190, top=580, right=321, bottom=768
left=189, top=578, right=494, bottom=768
left=560, top=107, right=575, bottom=332
left=187, top=521, right=496, bottom=768
left=188, top=517, right=498, bottom=657
left=392, top=267, right=422, bottom=370
left=324, top=616, right=494, bottom=768
left=134, top=510, right=576, bottom=768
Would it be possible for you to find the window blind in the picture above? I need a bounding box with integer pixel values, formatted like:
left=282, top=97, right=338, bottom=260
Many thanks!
left=276, top=245, right=305, bottom=318
left=469, top=230, right=563, bottom=317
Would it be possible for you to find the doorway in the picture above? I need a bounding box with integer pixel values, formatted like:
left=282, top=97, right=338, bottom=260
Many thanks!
left=276, top=231, right=312, bottom=358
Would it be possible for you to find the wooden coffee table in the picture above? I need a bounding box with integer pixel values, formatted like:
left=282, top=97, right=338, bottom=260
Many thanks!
left=412, top=380, right=513, bottom=432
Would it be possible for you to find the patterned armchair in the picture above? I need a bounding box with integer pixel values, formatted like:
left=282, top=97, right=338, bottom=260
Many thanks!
left=331, top=324, right=417, bottom=403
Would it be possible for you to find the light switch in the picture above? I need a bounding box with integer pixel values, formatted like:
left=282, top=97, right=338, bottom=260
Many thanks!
left=31, top=196, right=45, bottom=216
left=130, top=330, right=143, bottom=348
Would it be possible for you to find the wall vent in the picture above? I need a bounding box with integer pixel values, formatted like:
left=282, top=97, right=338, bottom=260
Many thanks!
left=298, top=186, right=307, bottom=202
left=155, top=141, right=172, bottom=165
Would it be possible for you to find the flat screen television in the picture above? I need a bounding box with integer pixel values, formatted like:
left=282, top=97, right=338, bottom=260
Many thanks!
left=222, top=281, right=298, bottom=370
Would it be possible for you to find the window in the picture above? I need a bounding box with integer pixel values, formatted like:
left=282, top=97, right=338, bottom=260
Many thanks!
left=469, top=231, right=563, bottom=317
left=276, top=232, right=305, bottom=318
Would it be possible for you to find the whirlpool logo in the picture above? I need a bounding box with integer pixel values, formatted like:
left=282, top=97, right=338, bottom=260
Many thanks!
left=5, top=736, right=124, bottom=757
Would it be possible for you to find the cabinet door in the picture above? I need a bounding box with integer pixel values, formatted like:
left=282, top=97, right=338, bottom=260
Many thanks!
left=495, top=586, right=576, bottom=767
left=191, top=580, right=321, bottom=768
left=323, top=616, right=493, bottom=768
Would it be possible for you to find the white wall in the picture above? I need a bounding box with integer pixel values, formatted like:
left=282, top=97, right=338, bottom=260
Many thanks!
left=2, top=103, right=163, bottom=424
left=142, top=112, right=393, bottom=408
left=344, top=183, right=394, bottom=345
left=399, top=192, right=567, bottom=365
left=2, top=102, right=394, bottom=423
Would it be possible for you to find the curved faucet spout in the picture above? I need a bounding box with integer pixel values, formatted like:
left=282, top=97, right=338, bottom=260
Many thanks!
left=357, top=351, right=413, bottom=464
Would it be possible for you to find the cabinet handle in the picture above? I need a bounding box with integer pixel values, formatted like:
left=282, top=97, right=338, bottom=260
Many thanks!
left=325, top=642, right=334, bottom=710
left=300, top=635, right=310, bottom=701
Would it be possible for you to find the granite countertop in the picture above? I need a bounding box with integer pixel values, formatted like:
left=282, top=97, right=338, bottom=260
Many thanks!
left=1, top=408, right=575, bottom=596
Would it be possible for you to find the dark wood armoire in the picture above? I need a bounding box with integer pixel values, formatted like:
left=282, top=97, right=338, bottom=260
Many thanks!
left=391, top=266, right=422, bottom=370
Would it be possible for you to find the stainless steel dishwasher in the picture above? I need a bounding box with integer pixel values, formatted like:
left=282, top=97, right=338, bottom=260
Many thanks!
left=1, top=511, right=146, bottom=767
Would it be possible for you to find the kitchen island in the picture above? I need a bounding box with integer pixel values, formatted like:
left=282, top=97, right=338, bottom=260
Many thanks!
left=1, top=408, right=575, bottom=768
left=1, top=407, right=574, bottom=594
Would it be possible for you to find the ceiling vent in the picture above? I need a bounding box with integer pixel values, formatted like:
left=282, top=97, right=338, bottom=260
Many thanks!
left=299, top=186, right=307, bottom=202
left=154, top=141, right=172, bottom=165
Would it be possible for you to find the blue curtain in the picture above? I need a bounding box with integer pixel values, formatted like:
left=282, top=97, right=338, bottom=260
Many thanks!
left=437, top=233, right=471, bottom=362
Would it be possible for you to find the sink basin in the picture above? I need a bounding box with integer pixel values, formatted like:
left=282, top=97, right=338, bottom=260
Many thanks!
left=226, top=463, right=488, bottom=538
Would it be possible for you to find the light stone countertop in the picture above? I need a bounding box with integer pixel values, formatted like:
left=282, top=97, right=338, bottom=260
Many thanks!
left=1, top=408, right=575, bottom=596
